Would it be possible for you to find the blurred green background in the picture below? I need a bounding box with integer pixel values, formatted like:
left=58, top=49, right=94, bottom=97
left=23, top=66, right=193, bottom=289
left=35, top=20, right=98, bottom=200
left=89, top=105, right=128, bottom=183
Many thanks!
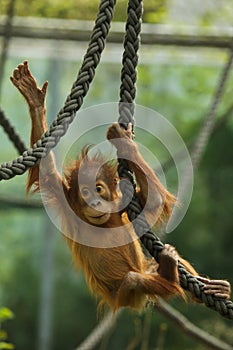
left=0, top=0, right=233, bottom=349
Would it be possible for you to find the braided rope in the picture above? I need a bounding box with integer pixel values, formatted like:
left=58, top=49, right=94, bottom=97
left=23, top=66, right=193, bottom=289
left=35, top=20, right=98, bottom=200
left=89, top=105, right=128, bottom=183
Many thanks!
left=0, top=108, right=26, bottom=154
left=0, top=0, right=116, bottom=181
left=117, top=0, right=166, bottom=262
left=117, top=0, right=233, bottom=319
left=118, top=0, right=142, bottom=129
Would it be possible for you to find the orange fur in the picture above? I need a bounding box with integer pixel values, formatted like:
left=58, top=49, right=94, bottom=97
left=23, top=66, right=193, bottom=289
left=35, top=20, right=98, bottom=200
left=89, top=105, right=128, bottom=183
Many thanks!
left=26, top=145, right=185, bottom=310
left=26, top=166, right=40, bottom=193
left=11, top=61, right=230, bottom=312
left=42, top=149, right=185, bottom=310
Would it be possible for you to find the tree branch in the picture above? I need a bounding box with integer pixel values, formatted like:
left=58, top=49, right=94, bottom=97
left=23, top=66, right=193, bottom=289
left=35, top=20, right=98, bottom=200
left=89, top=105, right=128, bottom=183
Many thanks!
left=154, top=299, right=233, bottom=350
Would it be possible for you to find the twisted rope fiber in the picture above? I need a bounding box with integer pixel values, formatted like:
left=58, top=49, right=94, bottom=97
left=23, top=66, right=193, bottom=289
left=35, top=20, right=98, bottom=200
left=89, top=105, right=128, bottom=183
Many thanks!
left=0, top=108, right=27, bottom=154
left=118, top=0, right=142, bottom=128
left=117, top=1, right=233, bottom=319
left=0, top=0, right=116, bottom=181
left=118, top=0, right=164, bottom=260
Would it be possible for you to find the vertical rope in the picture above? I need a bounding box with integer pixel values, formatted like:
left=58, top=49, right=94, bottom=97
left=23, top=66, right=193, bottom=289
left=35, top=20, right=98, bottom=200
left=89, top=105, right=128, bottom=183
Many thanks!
left=116, top=1, right=233, bottom=319
left=117, top=0, right=164, bottom=259
left=118, top=0, right=142, bottom=128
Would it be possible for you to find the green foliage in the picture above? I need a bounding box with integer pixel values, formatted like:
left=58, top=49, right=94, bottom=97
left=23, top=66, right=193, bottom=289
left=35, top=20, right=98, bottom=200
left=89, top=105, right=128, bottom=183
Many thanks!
left=0, top=309, right=14, bottom=323
left=0, top=0, right=167, bottom=22
left=0, top=343, right=14, bottom=350
left=0, top=308, right=14, bottom=350
left=199, top=1, right=233, bottom=27
left=143, top=0, right=166, bottom=23
left=2, top=0, right=233, bottom=26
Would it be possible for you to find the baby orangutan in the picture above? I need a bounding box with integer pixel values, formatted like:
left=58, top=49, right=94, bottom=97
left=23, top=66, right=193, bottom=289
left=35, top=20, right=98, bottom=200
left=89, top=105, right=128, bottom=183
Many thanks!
left=10, top=61, right=231, bottom=310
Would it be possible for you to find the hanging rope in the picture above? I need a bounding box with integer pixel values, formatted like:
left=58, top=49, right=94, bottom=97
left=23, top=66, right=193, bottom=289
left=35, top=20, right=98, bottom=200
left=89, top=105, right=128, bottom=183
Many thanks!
left=0, top=0, right=116, bottom=180
left=0, top=108, right=26, bottom=154
left=118, top=0, right=142, bottom=127
left=117, top=0, right=233, bottom=320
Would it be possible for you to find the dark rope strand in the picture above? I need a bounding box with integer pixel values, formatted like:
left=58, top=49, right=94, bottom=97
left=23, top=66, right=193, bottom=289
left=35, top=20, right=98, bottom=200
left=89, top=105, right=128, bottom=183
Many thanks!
left=0, top=0, right=116, bottom=181
left=117, top=1, right=233, bottom=319
left=118, top=167, right=233, bottom=319
left=117, top=0, right=164, bottom=260
left=0, top=108, right=27, bottom=154
left=117, top=0, right=164, bottom=258
left=118, top=0, right=164, bottom=260
left=118, top=0, right=142, bottom=128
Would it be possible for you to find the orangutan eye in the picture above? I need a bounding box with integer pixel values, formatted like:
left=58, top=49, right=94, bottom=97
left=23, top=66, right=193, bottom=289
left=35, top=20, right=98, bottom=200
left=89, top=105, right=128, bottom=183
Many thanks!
left=95, top=185, right=103, bottom=194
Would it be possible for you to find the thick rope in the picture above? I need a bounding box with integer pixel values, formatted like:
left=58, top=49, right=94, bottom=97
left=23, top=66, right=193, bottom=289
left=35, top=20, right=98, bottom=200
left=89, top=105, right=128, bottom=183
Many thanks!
left=117, top=0, right=233, bottom=320
left=117, top=0, right=164, bottom=258
left=0, top=108, right=26, bottom=154
left=118, top=0, right=142, bottom=128
left=0, top=0, right=116, bottom=181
